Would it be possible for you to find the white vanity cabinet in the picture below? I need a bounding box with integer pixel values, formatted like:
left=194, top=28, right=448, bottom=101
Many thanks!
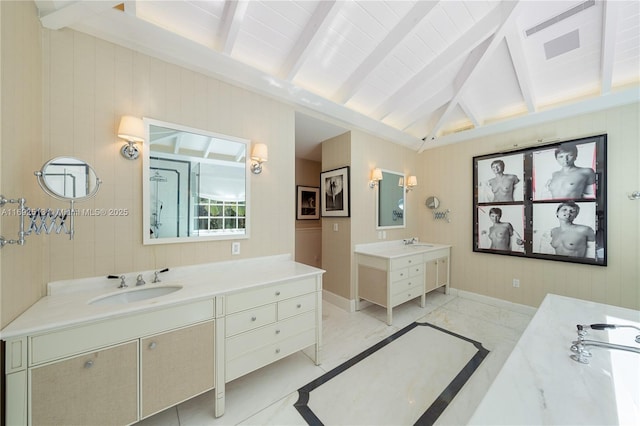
left=4, top=299, right=215, bottom=426
left=355, top=243, right=451, bottom=325
left=222, top=276, right=322, bottom=383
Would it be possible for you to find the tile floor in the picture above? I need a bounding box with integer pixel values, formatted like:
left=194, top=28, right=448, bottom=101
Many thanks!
left=138, top=291, right=534, bottom=425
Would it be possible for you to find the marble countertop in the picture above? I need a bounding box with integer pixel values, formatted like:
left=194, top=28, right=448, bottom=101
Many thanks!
left=354, top=240, right=451, bottom=259
left=468, top=293, right=640, bottom=425
left=0, top=255, right=324, bottom=340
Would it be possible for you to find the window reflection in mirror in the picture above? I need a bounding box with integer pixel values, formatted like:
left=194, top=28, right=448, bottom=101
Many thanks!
left=377, top=169, right=406, bottom=229
left=143, top=119, right=249, bottom=245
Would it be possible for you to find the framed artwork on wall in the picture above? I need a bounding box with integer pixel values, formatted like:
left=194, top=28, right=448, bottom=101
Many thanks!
left=320, top=166, right=350, bottom=217
left=473, top=134, right=607, bottom=266
left=296, top=186, right=320, bottom=220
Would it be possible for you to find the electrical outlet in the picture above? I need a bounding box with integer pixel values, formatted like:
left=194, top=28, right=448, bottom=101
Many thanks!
left=333, top=223, right=339, bottom=232
left=512, top=278, right=520, bottom=288
left=231, top=242, right=240, bottom=255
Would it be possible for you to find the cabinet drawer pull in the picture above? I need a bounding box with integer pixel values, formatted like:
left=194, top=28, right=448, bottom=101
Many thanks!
left=399, top=273, right=404, bottom=277
left=408, top=281, right=412, bottom=285
left=275, top=291, right=281, bottom=296
left=408, top=260, right=412, bottom=263
left=275, top=348, right=280, bottom=354
left=148, top=341, right=157, bottom=350
left=251, top=316, right=257, bottom=321
left=84, top=360, right=94, bottom=369
left=275, top=329, right=281, bottom=334
left=296, top=303, right=302, bottom=308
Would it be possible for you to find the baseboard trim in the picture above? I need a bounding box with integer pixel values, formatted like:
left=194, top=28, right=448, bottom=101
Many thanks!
left=452, top=288, right=537, bottom=316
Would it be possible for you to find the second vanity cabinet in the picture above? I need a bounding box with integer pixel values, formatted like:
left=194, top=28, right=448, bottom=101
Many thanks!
left=355, top=243, right=451, bottom=325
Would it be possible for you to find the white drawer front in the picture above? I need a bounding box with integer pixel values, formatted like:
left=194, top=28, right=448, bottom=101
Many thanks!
left=392, top=276, right=423, bottom=296
left=30, top=300, right=215, bottom=366
left=408, top=263, right=424, bottom=277
left=390, top=268, right=409, bottom=282
left=277, top=293, right=316, bottom=321
left=391, top=286, right=422, bottom=308
left=226, top=277, right=316, bottom=314
left=390, top=254, right=422, bottom=270
left=225, top=304, right=276, bottom=337
left=226, top=328, right=316, bottom=382
left=226, top=310, right=315, bottom=360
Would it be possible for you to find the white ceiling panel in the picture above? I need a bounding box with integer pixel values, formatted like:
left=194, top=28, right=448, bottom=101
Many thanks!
left=36, top=0, right=639, bottom=159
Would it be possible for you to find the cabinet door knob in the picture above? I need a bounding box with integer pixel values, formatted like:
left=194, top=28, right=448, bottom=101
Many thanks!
left=149, top=341, right=157, bottom=350
left=275, top=291, right=281, bottom=296
left=275, top=329, right=281, bottom=334
left=275, top=348, right=280, bottom=354
left=296, top=303, right=302, bottom=308
left=84, top=360, right=94, bottom=369
left=251, top=316, right=257, bottom=321
left=408, top=281, right=412, bottom=285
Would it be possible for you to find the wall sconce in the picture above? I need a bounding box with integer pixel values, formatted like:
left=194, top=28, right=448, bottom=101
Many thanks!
left=117, top=115, right=145, bottom=160
left=399, top=175, right=418, bottom=192
left=369, top=168, right=383, bottom=188
left=251, top=143, right=268, bottom=174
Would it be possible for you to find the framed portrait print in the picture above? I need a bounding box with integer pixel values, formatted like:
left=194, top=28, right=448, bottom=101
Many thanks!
left=321, top=166, right=350, bottom=217
left=297, top=186, right=320, bottom=220
left=473, top=134, right=607, bottom=266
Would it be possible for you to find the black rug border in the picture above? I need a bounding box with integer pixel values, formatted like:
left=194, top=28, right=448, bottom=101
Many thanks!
left=294, top=321, right=489, bottom=426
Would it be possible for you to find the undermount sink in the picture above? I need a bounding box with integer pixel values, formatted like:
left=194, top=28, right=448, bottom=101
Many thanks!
left=89, top=285, right=182, bottom=305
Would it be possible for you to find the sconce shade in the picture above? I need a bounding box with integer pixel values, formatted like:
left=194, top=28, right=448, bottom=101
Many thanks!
left=371, top=168, right=383, bottom=182
left=407, top=175, right=418, bottom=187
left=251, top=143, right=268, bottom=162
left=118, top=116, right=145, bottom=143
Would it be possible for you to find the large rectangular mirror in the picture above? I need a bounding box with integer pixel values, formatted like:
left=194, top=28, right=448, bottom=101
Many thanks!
left=377, top=169, right=406, bottom=229
left=143, top=118, right=250, bottom=245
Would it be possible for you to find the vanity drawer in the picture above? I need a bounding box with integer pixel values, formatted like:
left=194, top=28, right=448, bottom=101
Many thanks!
left=225, top=304, right=276, bottom=337
left=408, top=263, right=424, bottom=277
left=226, top=310, right=316, bottom=360
left=226, top=277, right=316, bottom=314
left=390, top=268, right=409, bottom=282
left=29, top=300, right=214, bottom=366
left=391, top=286, right=422, bottom=307
left=277, top=293, right=316, bottom=320
left=392, top=276, right=423, bottom=296
left=390, top=254, right=422, bottom=270
left=226, top=328, right=316, bottom=382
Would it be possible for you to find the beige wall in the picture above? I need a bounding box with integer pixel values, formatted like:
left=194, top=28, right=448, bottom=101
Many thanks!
left=1, top=9, right=297, bottom=327
left=418, top=103, right=640, bottom=310
left=1, top=1, right=44, bottom=327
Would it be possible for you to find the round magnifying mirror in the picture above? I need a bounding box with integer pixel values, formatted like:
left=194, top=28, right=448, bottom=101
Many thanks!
left=425, top=196, right=440, bottom=209
left=35, top=157, right=101, bottom=202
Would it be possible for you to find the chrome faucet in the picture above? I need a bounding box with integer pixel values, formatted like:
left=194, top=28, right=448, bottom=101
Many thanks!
left=570, top=324, right=640, bottom=364
left=403, top=237, right=418, bottom=245
left=136, top=274, right=146, bottom=286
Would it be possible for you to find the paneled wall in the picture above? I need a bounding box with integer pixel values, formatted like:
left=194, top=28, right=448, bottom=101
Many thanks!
left=1, top=11, right=297, bottom=327
left=0, top=1, right=44, bottom=327
left=418, top=103, right=640, bottom=310
left=295, top=157, right=321, bottom=268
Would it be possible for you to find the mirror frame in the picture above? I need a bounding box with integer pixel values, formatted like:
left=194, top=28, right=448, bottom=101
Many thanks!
left=35, top=156, right=101, bottom=202
left=376, top=169, right=406, bottom=229
left=142, top=118, right=251, bottom=245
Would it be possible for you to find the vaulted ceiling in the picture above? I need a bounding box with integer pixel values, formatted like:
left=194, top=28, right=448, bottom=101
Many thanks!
left=34, top=1, right=639, bottom=159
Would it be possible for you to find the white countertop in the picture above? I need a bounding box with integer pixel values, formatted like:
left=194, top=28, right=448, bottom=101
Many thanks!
left=468, top=293, right=640, bottom=425
left=0, top=255, right=324, bottom=339
left=354, top=240, right=451, bottom=259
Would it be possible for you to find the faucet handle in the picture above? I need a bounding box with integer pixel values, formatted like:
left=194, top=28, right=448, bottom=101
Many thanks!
left=152, top=268, right=169, bottom=283
left=108, top=274, right=128, bottom=288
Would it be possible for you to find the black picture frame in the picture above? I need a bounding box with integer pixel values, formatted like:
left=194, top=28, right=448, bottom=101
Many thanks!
left=321, top=166, right=350, bottom=217
left=297, top=186, right=320, bottom=220
left=473, top=134, right=607, bottom=266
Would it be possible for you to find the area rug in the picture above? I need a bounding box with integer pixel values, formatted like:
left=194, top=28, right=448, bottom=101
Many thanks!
left=294, top=321, right=489, bottom=425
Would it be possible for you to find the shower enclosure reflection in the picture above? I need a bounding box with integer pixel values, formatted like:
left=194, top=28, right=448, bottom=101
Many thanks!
left=143, top=118, right=250, bottom=245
